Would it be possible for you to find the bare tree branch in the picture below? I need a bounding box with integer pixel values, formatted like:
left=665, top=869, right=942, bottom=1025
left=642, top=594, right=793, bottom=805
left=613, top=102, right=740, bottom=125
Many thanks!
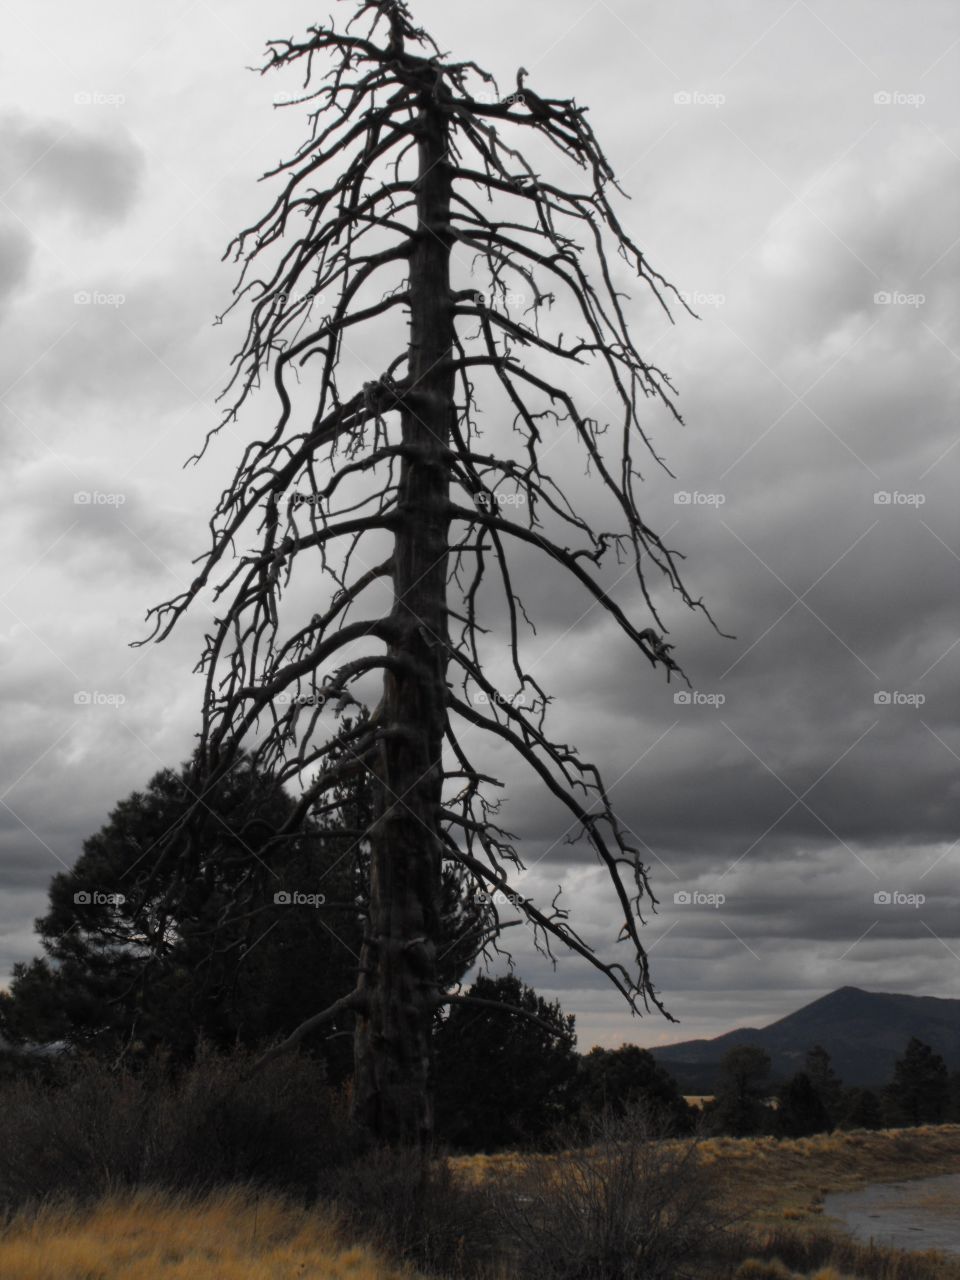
left=140, top=0, right=721, bottom=1142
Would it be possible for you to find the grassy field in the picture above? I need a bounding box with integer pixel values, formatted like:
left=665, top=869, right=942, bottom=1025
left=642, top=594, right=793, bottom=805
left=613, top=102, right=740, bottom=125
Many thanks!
left=0, top=1188, right=417, bottom=1280
left=698, top=1123, right=960, bottom=1231
left=453, top=1124, right=960, bottom=1279
left=452, top=1122, right=960, bottom=1220
left=3, top=1127, right=960, bottom=1279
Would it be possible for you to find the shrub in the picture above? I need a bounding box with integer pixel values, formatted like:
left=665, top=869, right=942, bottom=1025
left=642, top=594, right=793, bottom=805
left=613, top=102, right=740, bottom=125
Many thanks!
left=495, top=1103, right=733, bottom=1280
left=326, top=1146, right=499, bottom=1278
left=0, top=1046, right=359, bottom=1214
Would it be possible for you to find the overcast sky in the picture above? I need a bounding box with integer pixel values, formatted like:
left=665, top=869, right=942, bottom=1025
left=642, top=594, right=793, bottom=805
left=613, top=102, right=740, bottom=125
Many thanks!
left=1, top=0, right=957, bottom=1054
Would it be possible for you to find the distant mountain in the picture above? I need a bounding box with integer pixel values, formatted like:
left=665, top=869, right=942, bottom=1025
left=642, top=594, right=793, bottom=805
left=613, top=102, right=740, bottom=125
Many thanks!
left=651, top=987, right=960, bottom=1091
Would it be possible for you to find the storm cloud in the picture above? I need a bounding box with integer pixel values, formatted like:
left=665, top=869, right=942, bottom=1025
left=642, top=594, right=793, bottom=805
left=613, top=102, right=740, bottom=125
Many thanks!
left=1, top=0, right=957, bottom=1052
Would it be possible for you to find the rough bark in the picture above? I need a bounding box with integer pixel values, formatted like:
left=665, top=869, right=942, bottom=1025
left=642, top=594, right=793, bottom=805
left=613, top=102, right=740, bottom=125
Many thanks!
left=139, top=0, right=720, bottom=1153
left=352, top=79, right=454, bottom=1146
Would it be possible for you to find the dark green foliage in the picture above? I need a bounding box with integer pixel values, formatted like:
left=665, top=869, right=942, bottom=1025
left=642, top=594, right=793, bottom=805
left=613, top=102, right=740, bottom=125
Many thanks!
left=433, top=974, right=579, bottom=1151
left=0, top=956, right=71, bottom=1047
left=839, top=1085, right=884, bottom=1130
left=883, top=1037, right=950, bottom=1126
left=577, top=1043, right=693, bottom=1134
left=776, top=1071, right=831, bottom=1138
left=0, top=745, right=484, bottom=1079
left=949, top=1071, right=960, bottom=1123
left=804, top=1044, right=842, bottom=1126
left=710, top=1045, right=773, bottom=1137
left=0, top=753, right=360, bottom=1073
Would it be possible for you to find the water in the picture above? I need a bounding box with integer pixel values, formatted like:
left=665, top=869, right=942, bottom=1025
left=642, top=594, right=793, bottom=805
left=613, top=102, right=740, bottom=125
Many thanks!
left=823, top=1172, right=960, bottom=1256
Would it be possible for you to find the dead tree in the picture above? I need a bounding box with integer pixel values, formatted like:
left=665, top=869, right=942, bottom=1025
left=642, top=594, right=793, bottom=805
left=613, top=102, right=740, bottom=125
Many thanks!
left=138, top=0, right=714, bottom=1146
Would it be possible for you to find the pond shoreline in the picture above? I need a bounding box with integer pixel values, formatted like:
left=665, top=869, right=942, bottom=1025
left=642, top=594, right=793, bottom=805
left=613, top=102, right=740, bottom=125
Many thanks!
left=823, top=1171, right=960, bottom=1256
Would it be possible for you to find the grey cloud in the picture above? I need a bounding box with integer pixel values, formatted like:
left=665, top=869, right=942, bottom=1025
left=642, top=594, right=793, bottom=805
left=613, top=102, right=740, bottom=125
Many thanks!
left=2, top=1, right=959, bottom=1055
left=0, top=221, right=34, bottom=310
left=0, top=112, right=144, bottom=228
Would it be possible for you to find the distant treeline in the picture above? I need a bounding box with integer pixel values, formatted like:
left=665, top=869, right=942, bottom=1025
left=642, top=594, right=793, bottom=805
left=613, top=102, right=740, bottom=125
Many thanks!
left=2, top=757, right=957, bottom=1152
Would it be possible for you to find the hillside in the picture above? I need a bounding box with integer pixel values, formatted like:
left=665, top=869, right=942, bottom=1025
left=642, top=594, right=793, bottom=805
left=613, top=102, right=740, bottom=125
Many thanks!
left=652, top=986, right=960, bottom=1090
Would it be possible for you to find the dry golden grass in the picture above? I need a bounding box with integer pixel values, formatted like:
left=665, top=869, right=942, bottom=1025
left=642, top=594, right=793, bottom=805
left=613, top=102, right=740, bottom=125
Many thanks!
left=696, top=1124, right=960, bottom=1231
left=454, top=1125, right=960, bottom=1227
left=452, top=1123, right=960, bottom=1278
left=734, top=1265, right=857, bottom=1280
left=5, top=1128, right=960, bottom=1280
left=456, top=1123, right=960, bottom=1187
left=0, top=1187, right=422, bottom=1280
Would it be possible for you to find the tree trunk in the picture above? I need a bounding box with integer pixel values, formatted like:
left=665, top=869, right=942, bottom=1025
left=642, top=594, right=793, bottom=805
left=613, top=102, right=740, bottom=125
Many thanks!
left=352, top=85, right=454, bottom=1146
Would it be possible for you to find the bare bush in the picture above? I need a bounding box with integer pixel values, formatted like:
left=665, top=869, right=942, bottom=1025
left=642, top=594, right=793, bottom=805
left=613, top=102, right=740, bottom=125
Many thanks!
left=325, top=1146, right=500, bottom=1278
left=497, top=1104, right=733, bottom=1280
left=0, top=1047, right=359, bottom=1213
